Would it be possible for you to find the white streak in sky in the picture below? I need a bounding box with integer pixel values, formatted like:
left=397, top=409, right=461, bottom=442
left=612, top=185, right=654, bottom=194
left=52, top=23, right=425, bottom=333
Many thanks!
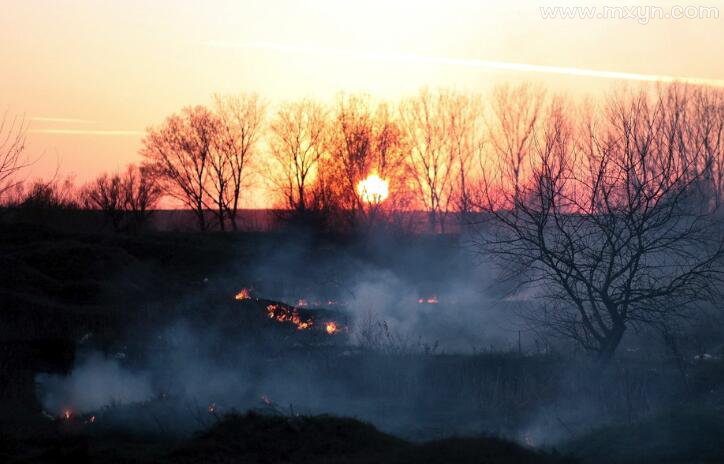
left=205, top=40, right=724, bottom=88
left=29, top=117, right=97, bottom=124
left=29, top=129, right=144, bottom=136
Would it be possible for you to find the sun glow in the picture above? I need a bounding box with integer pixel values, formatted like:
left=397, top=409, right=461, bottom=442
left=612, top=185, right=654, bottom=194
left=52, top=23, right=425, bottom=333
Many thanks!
left=357, top=174, right=389, bottom=204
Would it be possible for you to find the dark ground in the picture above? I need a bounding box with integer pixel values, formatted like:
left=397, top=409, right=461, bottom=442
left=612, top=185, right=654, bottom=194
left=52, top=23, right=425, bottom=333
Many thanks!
left=1, top=221, right=723, bottom=463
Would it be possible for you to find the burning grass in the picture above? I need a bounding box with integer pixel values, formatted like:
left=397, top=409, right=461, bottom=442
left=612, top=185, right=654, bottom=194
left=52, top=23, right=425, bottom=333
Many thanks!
left=266, top=303, right=314, bottom=330
left=233, top=287, right=349, bottom=336
left=234, top=288, right=253, bottom=300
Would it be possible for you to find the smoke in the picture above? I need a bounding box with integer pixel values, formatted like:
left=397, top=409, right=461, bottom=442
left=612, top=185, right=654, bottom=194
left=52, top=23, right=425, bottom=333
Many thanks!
left=36, top=353, right=152, bottom=415
left=32, top=231, right=696, bottom=446
left=237, top=231, right=519, bottom=352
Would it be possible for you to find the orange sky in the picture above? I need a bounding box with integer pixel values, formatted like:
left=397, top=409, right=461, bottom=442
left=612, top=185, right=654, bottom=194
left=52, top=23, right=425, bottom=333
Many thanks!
left=1, top=0, right=722, bottom=207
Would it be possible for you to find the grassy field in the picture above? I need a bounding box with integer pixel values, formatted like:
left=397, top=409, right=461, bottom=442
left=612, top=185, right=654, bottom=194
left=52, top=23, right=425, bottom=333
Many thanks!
left=2, top=221, right=723, bottom=463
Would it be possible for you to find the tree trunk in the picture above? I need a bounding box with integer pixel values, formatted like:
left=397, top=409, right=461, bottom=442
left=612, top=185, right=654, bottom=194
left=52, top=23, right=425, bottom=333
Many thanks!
left=218, top=205, right=225, bottom=231
left=229, top=200, right=239, bottom=231
left=597, top=324, right=626, bottom=363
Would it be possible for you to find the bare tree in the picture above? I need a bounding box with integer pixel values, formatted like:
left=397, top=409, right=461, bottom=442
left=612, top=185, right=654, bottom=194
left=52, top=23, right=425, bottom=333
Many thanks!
left=475, top=87, right=724, bottom=361
left=442, top=91, right=484, bottom=220
left=123, top=164, right=161, bottom=231
left=141, top=106, right=217, bottom=230
left=267, top=99, right=328, bottom=212
left=670, top=85, right=724, bottom=206
left=213, top=93, right=266, bottom=230
left=205, top=125, right=232, bottom=231
left=0, top=112, right=28, bottom=203
left=82, top=165, right=160, bottom=232
left=82, top=172, right=125, bottom=230
left=368, top=101, right=409, bottom=226
left=323, top=95, right=407, bottom=229
left=327, top=94, right=374, bottom=225
left=401, top=89, right=482, bottom=233
left=485, top=84, right=546, bottom=206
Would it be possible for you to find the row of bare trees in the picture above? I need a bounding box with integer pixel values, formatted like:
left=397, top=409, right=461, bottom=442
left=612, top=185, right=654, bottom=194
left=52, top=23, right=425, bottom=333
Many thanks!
left=0, top=111, right=162, bottom=232
left=140, top=90, right=490, bottom=232
left=142, top=85, right=723, bottom=236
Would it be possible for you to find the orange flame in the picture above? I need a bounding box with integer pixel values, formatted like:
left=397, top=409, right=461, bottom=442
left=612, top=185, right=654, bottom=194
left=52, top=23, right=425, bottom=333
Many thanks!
left=235, top=288, right=252, bottom=300
left=266, top=304, right=313, bottom=330
left=325, top=322, right=338, bottom=335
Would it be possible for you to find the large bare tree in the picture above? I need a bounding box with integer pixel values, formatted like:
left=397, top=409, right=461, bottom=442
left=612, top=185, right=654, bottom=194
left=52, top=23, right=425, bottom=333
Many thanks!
left=141, top=106, right=218, bottom=230
left=475, top=86, right=724, bottom=361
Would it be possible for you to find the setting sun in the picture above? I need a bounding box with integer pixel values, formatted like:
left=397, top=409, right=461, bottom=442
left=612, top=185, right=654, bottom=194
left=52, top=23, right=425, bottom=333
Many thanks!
left=356, top=174, right=389, bottom=204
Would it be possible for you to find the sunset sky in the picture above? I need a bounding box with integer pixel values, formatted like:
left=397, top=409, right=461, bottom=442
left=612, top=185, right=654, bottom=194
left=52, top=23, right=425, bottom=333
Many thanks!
left=1, top=0, right=722, bottom=207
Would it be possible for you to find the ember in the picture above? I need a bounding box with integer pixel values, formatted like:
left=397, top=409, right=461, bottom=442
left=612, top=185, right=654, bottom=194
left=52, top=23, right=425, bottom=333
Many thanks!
left=62, top=409, right=72, bottom=421
left=418, top=296, right=439, bottom=304
left=325, top=322, right=338, bottom=335
left=235, top=288, right=253, bottom=300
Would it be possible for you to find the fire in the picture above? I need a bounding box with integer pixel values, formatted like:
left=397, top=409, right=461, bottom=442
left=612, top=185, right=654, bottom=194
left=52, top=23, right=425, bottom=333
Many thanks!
left=418, top=296, right=439, bottom=304
left=266, top=304, right=314, bottom=330
left=357, top=173, right=389, bottom=204
left=325, top=322, right=338, bottom=335
left=235, top=288, right=252, bottom=300
left=62, top=409, right=72, bottom=421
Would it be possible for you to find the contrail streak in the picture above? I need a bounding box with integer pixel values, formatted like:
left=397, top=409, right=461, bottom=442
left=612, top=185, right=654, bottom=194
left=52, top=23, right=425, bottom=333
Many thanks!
left=205, top=41, right=724, bottom=88
left=29, top=117, right=97, bottom=124
left=29, top=129, right=144, bottom=136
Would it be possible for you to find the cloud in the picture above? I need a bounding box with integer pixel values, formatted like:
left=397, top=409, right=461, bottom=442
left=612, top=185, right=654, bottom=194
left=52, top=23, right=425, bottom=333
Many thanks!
left=206, top=40, right=724, bottom=88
